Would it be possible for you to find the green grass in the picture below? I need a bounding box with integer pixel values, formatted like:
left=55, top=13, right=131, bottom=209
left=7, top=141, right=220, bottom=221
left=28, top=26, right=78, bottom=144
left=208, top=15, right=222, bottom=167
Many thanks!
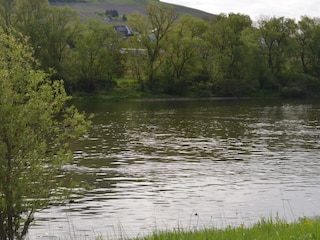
left=249, top=88, right=282, bottom=98
left=133, top=217, right=320, bottom=240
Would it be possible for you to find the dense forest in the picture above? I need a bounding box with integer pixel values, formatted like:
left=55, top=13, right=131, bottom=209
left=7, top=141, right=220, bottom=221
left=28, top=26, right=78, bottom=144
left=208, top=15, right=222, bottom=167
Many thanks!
left=1, top=0, right=320, bottom=98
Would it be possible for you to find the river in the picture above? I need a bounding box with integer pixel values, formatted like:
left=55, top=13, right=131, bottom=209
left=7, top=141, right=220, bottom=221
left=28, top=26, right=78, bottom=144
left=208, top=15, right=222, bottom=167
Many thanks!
left=27, top=98, right=320, bottom=239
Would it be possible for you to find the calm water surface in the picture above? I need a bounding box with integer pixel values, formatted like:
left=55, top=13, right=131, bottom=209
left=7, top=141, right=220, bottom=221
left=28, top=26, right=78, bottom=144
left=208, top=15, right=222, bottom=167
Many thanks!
left=28, top=99, right=320, bottom=239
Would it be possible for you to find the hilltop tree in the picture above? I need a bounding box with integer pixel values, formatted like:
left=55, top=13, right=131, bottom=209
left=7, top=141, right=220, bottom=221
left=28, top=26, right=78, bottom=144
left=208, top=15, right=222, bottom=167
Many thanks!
left=0, top=0, right=15, bottom=30
left=105, top=9, right=118, bottom=18
left=15, top=0, right=48, bottom=26
left=0, top=29, right=90, bottom=240
left=0, top=0, right=48, bottom=31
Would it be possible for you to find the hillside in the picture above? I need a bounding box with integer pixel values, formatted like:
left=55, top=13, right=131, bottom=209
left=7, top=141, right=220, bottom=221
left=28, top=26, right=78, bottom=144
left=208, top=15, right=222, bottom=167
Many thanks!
left=49, top=0, right=214, bottom=20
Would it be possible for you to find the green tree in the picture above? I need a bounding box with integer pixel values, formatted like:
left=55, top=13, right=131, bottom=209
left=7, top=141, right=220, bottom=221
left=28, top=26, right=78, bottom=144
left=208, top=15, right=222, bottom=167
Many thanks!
left=14, top=0, right=48, bottom=26
left=73, top=20, right=124, bottom=92
left=0, top=0, right=48, bottom=31
left=0, top=29, right=90, bottom=240
left=0, top=0, right=15, bottom=30
left=162, top=15, right=208, bottom=94
left=105, top=9, right=118, bottom=18
left=0, top=1, right=79, bottom=90
left=129, top=2, right=178, bottom=91
left=34, top=7, right=80, bottom=82
left=275, top=16, right=320, bottom=97
left=205, top=13, right=254, bottom=96
left=257, top=16, right=297, bottom=74
left=295, top=17, right=320, bottom=77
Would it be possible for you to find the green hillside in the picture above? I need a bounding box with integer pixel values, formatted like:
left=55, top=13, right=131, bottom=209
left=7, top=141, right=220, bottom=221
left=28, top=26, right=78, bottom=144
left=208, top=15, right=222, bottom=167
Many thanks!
left=49, top=0, right=214, bottom=20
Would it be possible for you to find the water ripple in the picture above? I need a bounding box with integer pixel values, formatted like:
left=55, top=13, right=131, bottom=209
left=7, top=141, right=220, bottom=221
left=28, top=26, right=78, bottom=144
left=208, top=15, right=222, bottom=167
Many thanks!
left=28, top=99, right=320, bottom=239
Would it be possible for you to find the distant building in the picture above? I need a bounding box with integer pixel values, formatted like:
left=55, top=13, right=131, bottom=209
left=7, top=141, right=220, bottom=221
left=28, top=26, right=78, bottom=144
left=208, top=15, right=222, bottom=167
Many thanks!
left=113, top=25, right=133, bottom=38
left=120, top=48, right=147, bottom=55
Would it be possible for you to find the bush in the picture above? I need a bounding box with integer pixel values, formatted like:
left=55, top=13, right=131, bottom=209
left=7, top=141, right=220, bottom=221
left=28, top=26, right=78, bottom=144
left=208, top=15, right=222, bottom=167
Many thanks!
left=0, top=29, right=90, bottom=240
left=105, top=9, right=119, bottom=18
left=278, top=72, right=320, bottom=98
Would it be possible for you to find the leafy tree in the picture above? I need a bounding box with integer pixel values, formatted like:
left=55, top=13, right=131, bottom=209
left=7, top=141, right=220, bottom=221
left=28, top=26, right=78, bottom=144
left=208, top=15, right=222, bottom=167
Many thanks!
left=0, top=1, right=79, bottom=91
left=14, top=0, right=48, bottom=26
left=0, top=0, right=48, bottom=31
left=122, top=37, right=148, bottom=89
left=129, top=2, right=178, bottom=91
left=34, top=7, right=80, bottom=82
left=13, top=0, right=48, bottom=62
left=239, top=26, right=265, bottom=90
left=73, top=20, right=124, bottom=92
left=162, top=15, right=208, bottom=94
left=257, top=17, right=297, bottom=74
left=0, top=29, right=90, bottom=240
left=274, top=16, right=320, bottom=97
left=205, top=13, right=254, bottom=96
left=105, top=9, right=118, bottom=18
left=0, top=0, right=15, bottom=30
left=295, top=17, right=320, bottom=77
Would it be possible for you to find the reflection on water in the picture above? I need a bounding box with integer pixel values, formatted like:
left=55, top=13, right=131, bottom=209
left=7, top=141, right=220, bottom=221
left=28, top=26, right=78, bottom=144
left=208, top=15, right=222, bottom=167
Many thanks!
left=28, top=99, right=320, bottom=239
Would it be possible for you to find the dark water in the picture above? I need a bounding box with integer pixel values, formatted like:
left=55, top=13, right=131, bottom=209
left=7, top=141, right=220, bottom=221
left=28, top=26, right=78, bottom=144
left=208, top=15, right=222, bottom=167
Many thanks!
left=28, top=98, right=320, bottom=239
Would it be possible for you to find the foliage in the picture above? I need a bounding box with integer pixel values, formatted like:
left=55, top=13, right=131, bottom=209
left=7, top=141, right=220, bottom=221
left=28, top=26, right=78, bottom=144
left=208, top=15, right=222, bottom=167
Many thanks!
left=0, top=29, right=90, bottom=240
left=28, top=6, right=81, bottom=85
left=2, top=0, right=320, bottom=98
left=278, top=72, right=320, bottom=97
left=124, top=10, right=320, bottom=97
left=72, top=19, right=125, bottom=92
left=257, top=16, right=297, bottom=74
left=295, top=17, right=320, bottom=77
left=205, top=13, right=257, bottom=96
left=105, top=9, right=119, bottom=18
left=160, top=15, right=208, bottom=95
left=128, top=2, right=178, bottom=91
left=135, top=217, right=320, bottom=240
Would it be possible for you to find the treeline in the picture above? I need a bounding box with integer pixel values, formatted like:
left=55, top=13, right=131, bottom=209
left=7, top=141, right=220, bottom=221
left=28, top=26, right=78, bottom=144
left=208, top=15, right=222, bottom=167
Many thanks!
left=1, top=0, right=320, bottom=97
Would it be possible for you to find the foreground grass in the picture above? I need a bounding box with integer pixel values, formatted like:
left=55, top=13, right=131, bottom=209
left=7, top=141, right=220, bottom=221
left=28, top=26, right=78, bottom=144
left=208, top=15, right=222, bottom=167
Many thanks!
left=133, top=217, right=320, bottom=240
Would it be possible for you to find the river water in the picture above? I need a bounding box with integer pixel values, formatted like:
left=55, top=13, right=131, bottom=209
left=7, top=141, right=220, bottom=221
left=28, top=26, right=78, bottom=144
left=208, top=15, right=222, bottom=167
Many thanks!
left=28, top=98, right=320, bottom=239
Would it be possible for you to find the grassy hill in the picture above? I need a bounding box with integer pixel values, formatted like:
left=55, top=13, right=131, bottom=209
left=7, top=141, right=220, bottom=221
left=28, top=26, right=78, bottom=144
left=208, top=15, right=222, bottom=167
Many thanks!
left=49, top=0, right=214, bottom=20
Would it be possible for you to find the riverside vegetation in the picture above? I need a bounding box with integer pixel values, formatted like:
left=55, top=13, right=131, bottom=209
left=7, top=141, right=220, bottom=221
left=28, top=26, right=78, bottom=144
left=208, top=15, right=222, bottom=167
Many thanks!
left=0, top=24, right=90, bottom=240
left=1, top=0, right=320, bottom=99
left=133, top=217, right=320, bottom=240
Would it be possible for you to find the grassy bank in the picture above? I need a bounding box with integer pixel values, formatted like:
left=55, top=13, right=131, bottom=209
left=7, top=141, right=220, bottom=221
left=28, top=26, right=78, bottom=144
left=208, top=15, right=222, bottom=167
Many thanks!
left=133, top=217, right=320, bottom=240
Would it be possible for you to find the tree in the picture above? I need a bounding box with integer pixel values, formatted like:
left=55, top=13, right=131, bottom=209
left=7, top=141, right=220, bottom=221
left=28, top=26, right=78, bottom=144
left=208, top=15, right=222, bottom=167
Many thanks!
left=0, top=29, right=90, bottom=240
left=0, top=0, right=48, bottom=31
left=0, top=0, right=15, bottom=30
left=0, top=1, right=80, bottom=91
left=105, top=9, right=118, bottom=18
left=14, top=0, right=48, bottom=26
left=162, top=15, right=208, bottom=94
left=296, top=17, right=320, bottom=76
left=129, top=2, right=178, bottom=91
left=257, top=16, right=297, bottom=74
left=73, top=20, right=124, bottom=92
left=205, top=13, right=254, bottom=96
left=34, top=7, right=80, bottom=82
